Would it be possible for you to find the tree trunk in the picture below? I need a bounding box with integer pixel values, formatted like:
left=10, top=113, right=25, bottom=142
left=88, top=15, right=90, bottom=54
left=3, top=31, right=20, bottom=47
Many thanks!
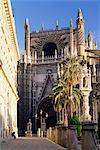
left=68, top=84, right=73, bottom=123
left=63, top=107, right=68, bottom=126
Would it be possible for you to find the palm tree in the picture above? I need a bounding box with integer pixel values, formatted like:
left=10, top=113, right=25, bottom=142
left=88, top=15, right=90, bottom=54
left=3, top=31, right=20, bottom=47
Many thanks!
left=61, top=56, right=83, bottom=119
left=50, top=56, right=83, bottom=123
left=51, top=79, right=82, bottom=118
left=50, top=79, right=69, bottom=112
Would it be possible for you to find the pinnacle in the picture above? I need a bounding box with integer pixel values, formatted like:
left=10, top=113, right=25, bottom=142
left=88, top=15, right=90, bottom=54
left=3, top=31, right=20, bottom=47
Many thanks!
left=77, top=8, right=83, bottom=19
left=25, top=17, right=29, bottom=25
left=70, top=18, right=73, bottom=27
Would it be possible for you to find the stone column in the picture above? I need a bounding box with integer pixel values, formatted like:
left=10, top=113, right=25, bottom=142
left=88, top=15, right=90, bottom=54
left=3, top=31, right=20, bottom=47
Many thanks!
left=55, top=49, right=57, bottom=61
left=57, top=63, right=60, bottom=78
left=80, top=67, right=92, bottom=122
left=59, top=112, right=61, bottom=124
left=57, top=112, right=60, bottom=125
left=64, top=45, right=69, bottom=58
left=42, top=51, right=44, bottom=63
left=37, top=128, right=41, bottom=137
left=93, top=101, right=98, bottom=124
left=35, top=51, right=37, bottom=63
left=62, top=108, right=64, bottom=124
left=81, top=91, right=91, bottom=121
left=61, top=48, right=64, bottom=60
left=93, top=63, right=96, bottom=76
left=81, top=122, right=97, bottom=150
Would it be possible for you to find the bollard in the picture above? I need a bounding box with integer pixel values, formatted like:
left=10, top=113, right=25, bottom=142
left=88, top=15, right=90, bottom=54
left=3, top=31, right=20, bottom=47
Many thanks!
left=37, top=128, right=41, bottom=137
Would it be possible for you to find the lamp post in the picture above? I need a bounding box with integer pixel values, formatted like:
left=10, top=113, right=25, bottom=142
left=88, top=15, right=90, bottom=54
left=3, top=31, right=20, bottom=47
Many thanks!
left=40, top=110, right=48, bottom=137
left=35, top=110, right=48, bottom=137
left=40, top=109, right=43, bottom=130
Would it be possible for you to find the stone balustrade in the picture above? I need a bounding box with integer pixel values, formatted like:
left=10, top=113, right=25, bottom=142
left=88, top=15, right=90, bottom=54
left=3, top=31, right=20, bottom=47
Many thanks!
left=47, top=125, right=81, bottom=150
left=47, top=126, right=68, bottom=148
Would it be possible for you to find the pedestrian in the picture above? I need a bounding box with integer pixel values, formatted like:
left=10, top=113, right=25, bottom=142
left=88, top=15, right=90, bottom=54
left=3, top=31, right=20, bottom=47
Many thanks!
left=11, top=132, right=16, bottom=139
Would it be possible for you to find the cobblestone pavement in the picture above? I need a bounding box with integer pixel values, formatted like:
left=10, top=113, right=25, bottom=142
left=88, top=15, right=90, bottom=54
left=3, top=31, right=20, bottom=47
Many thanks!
left=0, top=137, right=66, bottom=150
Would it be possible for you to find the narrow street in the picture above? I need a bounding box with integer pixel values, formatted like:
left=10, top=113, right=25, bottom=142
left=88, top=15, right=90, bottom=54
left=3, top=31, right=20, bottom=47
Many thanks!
left=0, top=137, right=66, bottom=150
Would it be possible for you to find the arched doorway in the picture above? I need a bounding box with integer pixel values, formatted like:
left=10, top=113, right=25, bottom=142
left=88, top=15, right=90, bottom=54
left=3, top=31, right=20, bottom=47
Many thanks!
left=37, top=96, right=57, bottom=130
left=43, top=42, right=57, bottom=57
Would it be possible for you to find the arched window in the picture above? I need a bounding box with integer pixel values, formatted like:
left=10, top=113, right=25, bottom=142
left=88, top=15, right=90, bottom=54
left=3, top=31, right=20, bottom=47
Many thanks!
left=43, top=42, right=57, bottom=57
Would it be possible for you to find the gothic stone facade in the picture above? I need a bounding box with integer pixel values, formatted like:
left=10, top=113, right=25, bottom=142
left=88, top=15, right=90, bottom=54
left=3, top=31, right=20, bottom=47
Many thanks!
left=17, top=9, right=99, bottom=135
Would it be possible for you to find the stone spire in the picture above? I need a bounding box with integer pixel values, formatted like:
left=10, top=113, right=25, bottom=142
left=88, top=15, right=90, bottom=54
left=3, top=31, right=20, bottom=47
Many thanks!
left=42, top=22, right=44, bottom=32
left=76, top=8, right=85, bottom=57
left=24, top=17, right=31, bottom=59
left=85, top=38, right=88, bottom=48
left=56, top=19, right=58, bottom=30
left=70, top=18, right=73, bottom=28
left=77, top=8, right=84, bottom=20
left=25, top=17, right=29, bottom=26
left=88, top=32, right=93, bottom=49
left=70, top=19, right=74, bottom=56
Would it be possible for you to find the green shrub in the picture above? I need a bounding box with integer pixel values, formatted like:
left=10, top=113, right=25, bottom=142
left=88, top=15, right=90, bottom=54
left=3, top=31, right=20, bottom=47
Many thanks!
left=70, top=114, right=81, bottom=137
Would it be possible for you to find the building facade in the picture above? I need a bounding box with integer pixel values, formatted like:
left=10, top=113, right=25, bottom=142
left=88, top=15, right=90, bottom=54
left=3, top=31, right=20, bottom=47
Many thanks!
left=0, top=0, right=20, bottom=138
left=17, top=8, right=100, bottom=135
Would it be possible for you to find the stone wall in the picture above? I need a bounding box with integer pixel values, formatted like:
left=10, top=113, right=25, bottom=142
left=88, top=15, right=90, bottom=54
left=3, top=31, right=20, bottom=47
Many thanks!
left=47, top=125, right=81, bottom=150
left=47, top=126, right=68, bottom=148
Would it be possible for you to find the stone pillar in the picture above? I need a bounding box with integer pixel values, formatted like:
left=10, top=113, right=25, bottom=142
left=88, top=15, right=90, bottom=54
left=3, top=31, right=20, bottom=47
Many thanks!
left=81, top=91, right=91, bottom=121
left=93, top=63, right=96, bottom=76
left=41, top=131, right=43, bottom=137
left=61, top=48, right=64, bottom=60
left=93, top=101, right=98, bottom=124
left=80, top=67, right=92, bottom=122
left=59, top=112, right=61, bottom=124
left=62, top=108, right=64, bottom=124
left=57, top=112, right=59, bottom=124
left=35, top=51, right=37, bottom=63
left=67, top=125, right=80, bottom=150
left=42, top=51, right=44, bottom=63
left=37, top=128, right=41, bottom=137
left=64, top=45, right=69, bottom=58
left=57, top=63, right=60, bottom=78
left=81, top=122, right=97, bottom=150
left=55, top=49, right=57, bottom=61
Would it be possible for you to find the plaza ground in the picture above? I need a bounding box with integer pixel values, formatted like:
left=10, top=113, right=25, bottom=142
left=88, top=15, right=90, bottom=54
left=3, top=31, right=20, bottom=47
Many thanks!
left=0, top=137, right=66, bottom=150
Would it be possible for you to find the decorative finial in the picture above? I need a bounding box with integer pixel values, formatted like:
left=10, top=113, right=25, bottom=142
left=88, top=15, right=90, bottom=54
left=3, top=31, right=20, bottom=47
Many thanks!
left=25, top=17, right=29, bottom=25
left=70, top=18, right=73, bottom=28
left=77, top=8, right=83, bottom=19
left=56, top=19, right=58, bottom=30
left=42, top=22, right=44, bottom=32
left=56, top=19, right=58, bottom=27
left=88, top=32, right=92, bottom=41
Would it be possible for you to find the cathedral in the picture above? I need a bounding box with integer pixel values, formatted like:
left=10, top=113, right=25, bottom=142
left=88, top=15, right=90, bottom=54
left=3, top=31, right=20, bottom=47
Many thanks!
left=17, top=8, right=100, bottom=136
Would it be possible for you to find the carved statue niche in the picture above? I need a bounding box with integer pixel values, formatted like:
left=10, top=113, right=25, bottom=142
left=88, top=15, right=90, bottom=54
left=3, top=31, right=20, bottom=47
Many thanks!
left=27, top=119, right=32, bottom=131
left=83, top=76, right=88, bottom=88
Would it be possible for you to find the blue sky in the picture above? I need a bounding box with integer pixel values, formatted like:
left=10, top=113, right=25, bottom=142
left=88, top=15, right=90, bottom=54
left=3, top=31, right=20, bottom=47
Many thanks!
left=11, top=0, right=100, bottom=50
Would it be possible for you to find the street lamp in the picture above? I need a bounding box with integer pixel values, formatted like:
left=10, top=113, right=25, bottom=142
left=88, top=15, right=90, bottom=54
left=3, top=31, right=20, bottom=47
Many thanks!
left=35, top=110, right=48, bottom=137
left=46, top=113, right=48, bottom=118
left=40, top=110, right=43, bottom=129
